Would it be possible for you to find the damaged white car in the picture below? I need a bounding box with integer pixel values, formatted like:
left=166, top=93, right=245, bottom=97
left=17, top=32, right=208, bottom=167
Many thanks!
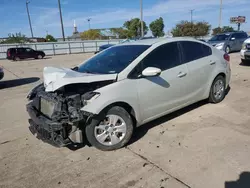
left=27, top=38, right=231, bottom=151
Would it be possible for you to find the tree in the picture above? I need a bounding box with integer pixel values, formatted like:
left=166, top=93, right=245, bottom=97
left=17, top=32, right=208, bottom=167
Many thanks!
left=80, top=29, right=101, bottom=40
left=110, top=27, right=133, bottom=39
left=212, top=26, right=235, bottom=35
left=45, top=34, right=57, bottom=42
left=0, top=32, right=30, bottom=44
left=149, top=17, right=165, bottom=37
left=171, top=21, right=210, bottom=37
left=123, top=18, right=148, bottom=38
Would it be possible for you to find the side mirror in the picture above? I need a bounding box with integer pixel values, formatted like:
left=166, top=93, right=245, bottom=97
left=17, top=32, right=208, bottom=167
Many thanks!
left=230, top=37, right=235, bottom=41
left=142, top=67, right=161, bottom=77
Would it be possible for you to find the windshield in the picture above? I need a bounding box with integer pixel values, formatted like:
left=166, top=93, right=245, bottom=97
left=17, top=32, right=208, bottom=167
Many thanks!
left=78, top=45, right=150, bottom=74
left=210, top=34, right=230, bottom=41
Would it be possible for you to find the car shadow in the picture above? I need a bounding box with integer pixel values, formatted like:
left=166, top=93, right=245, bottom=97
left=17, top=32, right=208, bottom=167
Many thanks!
left=0, top=77, right=40, bottom=89
left=225, top=172, right=250, bottom=188
left=239, top=61, right=250, bottom=66
left=128, top=100, right=208, bottom=146
left=10, top=57, right=52, bottom=62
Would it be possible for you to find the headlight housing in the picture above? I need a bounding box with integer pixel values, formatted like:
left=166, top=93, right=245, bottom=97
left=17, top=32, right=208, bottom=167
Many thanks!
left=242, top=43, right=247, bottom=50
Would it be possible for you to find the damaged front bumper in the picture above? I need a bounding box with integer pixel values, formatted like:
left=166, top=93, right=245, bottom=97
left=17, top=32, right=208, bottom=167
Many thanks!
left=26, top=93, right=89, bottom=148
left=27, top=102, right=73, bottom=147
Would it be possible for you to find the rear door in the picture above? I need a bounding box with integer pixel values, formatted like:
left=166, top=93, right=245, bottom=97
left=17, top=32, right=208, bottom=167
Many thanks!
left=179, top=41, right=215, bottom=101
left=134, top=42, right=191, bottom=122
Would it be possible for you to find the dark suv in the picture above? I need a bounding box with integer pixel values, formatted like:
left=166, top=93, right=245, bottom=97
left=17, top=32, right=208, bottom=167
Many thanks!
left=7, top=47, right=45, bottom=61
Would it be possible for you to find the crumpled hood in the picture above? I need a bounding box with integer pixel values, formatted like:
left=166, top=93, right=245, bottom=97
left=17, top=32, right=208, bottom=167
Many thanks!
left=43, top=67, right=117, bottom=92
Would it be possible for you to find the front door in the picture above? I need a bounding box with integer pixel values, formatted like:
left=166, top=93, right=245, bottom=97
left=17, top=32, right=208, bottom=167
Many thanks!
left=134, top=42, right=190, bottom=122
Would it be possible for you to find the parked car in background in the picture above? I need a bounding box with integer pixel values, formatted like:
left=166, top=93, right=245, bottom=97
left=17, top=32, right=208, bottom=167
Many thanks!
left=207, top=31, right=248, bottom=53
left=0, top=66, right=4, bottom=80
left=240, top=38, right=250, bottom=63
left=95, top=39, right=137, bottom=54
left=27, top=38, right=231, bottom=151
left=7, top=47, right=45, bottom=61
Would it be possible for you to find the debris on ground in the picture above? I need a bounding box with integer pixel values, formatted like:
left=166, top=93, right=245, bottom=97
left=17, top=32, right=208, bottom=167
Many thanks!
left=157, top=146, right=160, bottom=148
left=87, top=157, right=90, bottom=160
left=160, top=131, right=165, bottom=135
left=143, top=163, right=149, bottom=167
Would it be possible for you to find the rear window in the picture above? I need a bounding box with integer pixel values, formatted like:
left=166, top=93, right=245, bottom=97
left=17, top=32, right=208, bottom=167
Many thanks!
left=181, top=41, right=212, bottom=63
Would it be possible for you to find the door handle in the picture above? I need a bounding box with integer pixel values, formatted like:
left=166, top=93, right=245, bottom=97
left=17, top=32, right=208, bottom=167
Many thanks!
left=177, top=72, right=187, bottom=78
left=210, top=61, right=216, bottom=65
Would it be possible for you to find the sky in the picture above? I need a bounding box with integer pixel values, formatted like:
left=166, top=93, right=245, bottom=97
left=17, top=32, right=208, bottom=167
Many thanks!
left=0, top=0, right=250, bottom=38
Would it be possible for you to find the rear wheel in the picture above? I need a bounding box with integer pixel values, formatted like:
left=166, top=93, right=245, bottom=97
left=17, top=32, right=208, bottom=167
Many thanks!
left=209, top=75, right=226, bottom=103
left=85, top=106, right=134, bottom=151
left=14, top=56, right=20, bottom=61
left=241, top=59, right=249, bottom=64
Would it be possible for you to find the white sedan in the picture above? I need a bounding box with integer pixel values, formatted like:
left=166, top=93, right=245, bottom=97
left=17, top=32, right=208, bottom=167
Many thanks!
left=27, top=38, right=231, bottom=151
left=240, top=38, right=250, bottom=63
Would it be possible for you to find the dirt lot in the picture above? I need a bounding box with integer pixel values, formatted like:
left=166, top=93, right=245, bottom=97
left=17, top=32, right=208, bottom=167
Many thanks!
left=0, top=53, right=250, bottom=188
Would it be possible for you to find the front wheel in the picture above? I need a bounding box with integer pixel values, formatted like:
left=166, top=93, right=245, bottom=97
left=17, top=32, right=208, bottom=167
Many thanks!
left=209, top=75, right=226, bottom=103
left=85, top=106, right=134, bottom=151
left=37, top=54, right=43, bottom=59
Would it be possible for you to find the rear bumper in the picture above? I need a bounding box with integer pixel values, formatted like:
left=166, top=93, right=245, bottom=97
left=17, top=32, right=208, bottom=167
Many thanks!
left=26, top=102, right=71, bottom=147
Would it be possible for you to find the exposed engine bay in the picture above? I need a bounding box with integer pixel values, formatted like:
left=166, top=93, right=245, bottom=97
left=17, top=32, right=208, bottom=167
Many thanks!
left=26, top=80, right=114, bottom=147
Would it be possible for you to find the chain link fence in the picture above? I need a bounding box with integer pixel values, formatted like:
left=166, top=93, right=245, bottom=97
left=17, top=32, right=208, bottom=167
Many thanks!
left=0, top=40, right=121, bottom=59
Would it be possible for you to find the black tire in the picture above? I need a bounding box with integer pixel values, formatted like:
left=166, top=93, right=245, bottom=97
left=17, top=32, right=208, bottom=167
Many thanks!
left=85, top=106, right=134, bottom=151
left=14, top=56, right=20, bottom=61
left=241, top=59, right=249, bottom=64
left=225, top=46, right=231, bottom=54
left=209, top=75, right=226, bottom=104
left=37, top=54, right=43, bottom=59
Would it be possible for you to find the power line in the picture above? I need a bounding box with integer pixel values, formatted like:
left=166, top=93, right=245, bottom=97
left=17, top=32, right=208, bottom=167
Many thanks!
left=87, top=18, right=91, bottom=30
left=26, top=1, right=34, bottom=38
left=140, top=0, right=144, bottom=38
left=58, top=0, right=65, bottom=41
left=190, top=9, right=194, bottom=23
left=219, top=0, right=223, bottom=27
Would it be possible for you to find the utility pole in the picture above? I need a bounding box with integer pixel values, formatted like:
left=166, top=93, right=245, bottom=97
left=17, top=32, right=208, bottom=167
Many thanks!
left=219, top=0, right=223, bottom=27
left=58, top=0, right=65, bottom=41
left=26, top=1, right=34, bottom=38
left=190, top=9, right=194, bottom=23
left=140, top=0, right=144, bottom=38
left=87, top=18, right=91, bottom=30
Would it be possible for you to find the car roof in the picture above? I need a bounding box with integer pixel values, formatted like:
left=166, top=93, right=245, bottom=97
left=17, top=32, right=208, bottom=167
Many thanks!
left=218, top=31, right=246, bottom=35
left=116, top=37, right=200, bottom=46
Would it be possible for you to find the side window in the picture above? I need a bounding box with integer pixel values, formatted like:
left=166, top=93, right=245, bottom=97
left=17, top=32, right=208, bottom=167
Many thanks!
left=26, top=48, right=32, bottom=52
left=141, top=42, right=181, bottom=71
left=17, top=48, right=25, bottom=53
left=238, top=33, right=247, bottom=39
left=181, top=41, right=211, bottom=63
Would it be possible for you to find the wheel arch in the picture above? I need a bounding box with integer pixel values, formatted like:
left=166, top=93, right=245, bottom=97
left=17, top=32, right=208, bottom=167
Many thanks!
left=203, top=72, right=227, bottom=99
left=98, top=101, right=138, bottom=127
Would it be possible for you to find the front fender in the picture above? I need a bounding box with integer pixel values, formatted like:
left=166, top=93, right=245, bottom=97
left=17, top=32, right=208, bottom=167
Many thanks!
left=80, top=79, right=142, bottom=124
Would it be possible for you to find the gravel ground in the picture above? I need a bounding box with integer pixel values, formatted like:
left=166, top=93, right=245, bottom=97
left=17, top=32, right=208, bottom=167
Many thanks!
left=0, top=52, right=250, bottom=188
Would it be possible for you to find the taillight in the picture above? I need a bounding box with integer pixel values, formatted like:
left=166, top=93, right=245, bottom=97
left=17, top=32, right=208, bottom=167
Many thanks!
left=224, top=53, right=230, bottom=62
